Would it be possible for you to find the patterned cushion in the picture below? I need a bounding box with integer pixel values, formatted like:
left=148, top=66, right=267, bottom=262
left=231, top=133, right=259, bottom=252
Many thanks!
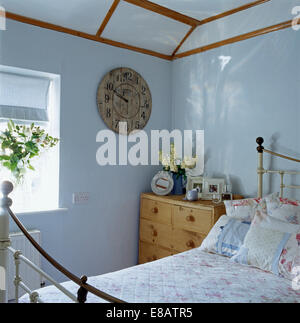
left=232, top=211, right=300, bottom=275
left=278, top=232, right=300, bottom=281
left=224, top=193, right=278, bottom=222
left=199, top=215, right=250, bottom=257
left=267, top=197, right=300, bottom=225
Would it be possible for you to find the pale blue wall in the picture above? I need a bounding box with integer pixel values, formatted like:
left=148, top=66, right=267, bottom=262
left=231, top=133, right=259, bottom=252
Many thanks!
left=172, top=28, right=300, bottom=199
left=0, top=20, right=172, bottom=281
left=1, top=16, right=300, bottom=284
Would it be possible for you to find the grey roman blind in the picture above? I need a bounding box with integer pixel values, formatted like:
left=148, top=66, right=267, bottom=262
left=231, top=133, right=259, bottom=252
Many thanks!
left=0, top=72, right=51, bottom=122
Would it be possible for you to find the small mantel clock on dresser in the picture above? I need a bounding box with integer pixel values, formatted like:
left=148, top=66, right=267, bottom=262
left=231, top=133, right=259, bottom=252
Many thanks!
left=97, top=67, right=152, bottom=135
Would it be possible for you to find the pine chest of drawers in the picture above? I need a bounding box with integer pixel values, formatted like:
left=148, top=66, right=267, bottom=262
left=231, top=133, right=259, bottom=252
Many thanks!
left=139, top=193, right=226, bottom=264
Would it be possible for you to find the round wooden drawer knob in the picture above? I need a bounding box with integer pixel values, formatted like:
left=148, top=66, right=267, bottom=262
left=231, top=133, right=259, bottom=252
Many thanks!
left=186, top=240, right=195, bottom=248
left=152, top=229, right=158, bottom=237
left=186, top=215, right=195, bottom=222
left=152, top=207, right=158, bottom=214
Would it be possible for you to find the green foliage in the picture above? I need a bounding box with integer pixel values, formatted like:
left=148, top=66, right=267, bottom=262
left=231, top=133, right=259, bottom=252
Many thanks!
left=0, top=120, right=59, bottom=182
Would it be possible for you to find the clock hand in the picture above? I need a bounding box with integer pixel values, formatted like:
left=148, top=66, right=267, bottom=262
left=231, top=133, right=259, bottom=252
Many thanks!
left=113, top=90, right=128, bottom=103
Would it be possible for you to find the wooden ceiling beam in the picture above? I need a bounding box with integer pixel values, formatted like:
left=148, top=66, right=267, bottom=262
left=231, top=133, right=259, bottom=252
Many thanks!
left=173, top=20, right=295, bottom=60
left=122, top=0, right=271, bottom=28
left=123, top=0, right=201, bottom=26
left=96, top=0, right=120, bottom=37
left=172, top=26, right=196, bottom=57
left=99, top=36, right=172, bottom=60
left=6, top=11, right=172, bottom=61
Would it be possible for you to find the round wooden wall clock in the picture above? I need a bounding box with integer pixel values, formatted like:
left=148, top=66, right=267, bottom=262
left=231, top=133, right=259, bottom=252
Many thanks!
left=97, top=67, right=152, bottom=134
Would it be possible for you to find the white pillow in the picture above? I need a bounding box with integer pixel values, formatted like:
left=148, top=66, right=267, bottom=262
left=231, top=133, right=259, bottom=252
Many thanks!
left=231, top=210, right=300, bottom=275
left=199, top=215, right=250, bottom=257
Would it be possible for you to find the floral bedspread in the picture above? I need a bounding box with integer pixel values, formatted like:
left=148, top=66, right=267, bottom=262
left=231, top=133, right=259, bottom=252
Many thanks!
left=20, top=249, right=300, bottom=303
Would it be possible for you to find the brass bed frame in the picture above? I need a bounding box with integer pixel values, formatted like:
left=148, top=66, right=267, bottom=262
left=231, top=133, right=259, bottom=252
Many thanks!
left=0, top=137, right=299, bottom=303
left=0, top=182, right=125, bottom=303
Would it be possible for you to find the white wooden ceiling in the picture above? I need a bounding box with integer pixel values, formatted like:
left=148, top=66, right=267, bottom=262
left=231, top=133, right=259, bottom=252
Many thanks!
left=150, top=0, right=249, bottom=20
left=1, top=0, right=298, bottom=58
left=102, top=1, right=191, bottom=54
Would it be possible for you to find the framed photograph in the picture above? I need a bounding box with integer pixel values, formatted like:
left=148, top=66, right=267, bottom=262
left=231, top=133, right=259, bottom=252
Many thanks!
left=208, top=184, right=219, bottom=193
left=202, top=178, right=225, bottom=200
left=186, top=176, right=203, bottom=196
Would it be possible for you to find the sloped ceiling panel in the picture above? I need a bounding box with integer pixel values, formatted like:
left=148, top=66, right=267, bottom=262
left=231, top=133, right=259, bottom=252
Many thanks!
left=178, top=0, right=299, bottom=54
left=102, top=1, right=191, bottom=55
left=0, top=0, right=114, bottom=34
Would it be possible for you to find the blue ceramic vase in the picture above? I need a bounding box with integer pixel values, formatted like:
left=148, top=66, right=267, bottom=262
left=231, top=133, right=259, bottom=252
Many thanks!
left=171, top=173, right=184, bottom=195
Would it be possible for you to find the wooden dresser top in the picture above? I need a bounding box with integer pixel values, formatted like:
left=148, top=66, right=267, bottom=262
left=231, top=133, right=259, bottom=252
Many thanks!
left=141, top=192, right=226, bottom=211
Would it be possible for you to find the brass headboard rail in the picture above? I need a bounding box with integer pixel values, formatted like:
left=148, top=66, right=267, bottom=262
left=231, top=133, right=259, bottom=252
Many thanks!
left=263, top=148, right=300, bottom=163
left=256, top=137, right=300, bottom=198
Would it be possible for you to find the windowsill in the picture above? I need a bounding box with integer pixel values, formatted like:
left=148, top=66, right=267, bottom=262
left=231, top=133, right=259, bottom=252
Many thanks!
left=15, top=208, right=68, bottom=216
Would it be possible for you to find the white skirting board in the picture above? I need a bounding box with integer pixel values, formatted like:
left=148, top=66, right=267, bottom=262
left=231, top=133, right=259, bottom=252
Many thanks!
left=8, top=230, right=43, bottom=301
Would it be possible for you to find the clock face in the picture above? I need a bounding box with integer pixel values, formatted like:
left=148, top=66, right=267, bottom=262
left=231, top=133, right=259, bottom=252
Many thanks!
left=97, top=67, right=152, bottom=134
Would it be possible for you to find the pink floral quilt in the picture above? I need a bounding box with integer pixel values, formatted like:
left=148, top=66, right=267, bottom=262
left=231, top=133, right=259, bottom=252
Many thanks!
left=20, top=249, right=300, bottom=303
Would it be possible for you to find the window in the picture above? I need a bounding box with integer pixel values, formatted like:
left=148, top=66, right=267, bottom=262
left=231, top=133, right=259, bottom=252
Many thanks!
left=0, top=66, right=60, bottom=213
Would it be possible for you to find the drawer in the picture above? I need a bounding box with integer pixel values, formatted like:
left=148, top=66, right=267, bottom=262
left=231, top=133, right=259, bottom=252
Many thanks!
left=140, top=219, right=173, bottom=249
left=140, top=198, right=171, bottom=225
left=173, top=206, right=213, bottom=234
left=172, top=229, right=206, bottom=253
left=139, top=241, right=173, bottom=264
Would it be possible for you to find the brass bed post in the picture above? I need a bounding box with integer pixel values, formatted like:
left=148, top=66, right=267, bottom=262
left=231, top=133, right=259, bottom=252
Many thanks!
left=256, top=137, right=264, bottom=198
left=0, top=181, right=13, bottom=303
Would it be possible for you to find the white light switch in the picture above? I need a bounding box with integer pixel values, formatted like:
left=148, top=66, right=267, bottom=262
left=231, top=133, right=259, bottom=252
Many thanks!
left=72, top=192, right=90, bottom=204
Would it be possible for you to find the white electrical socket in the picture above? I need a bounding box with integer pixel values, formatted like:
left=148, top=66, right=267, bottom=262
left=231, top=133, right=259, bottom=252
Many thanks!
left=72, top=192, right=90, bottom=204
